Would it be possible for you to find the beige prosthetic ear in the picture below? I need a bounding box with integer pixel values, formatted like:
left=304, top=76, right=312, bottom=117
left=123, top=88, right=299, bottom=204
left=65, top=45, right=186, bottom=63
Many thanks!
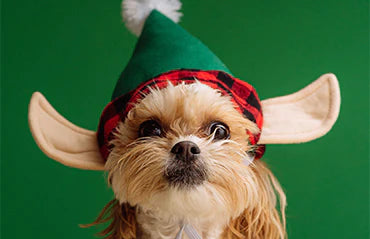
left=28, top=92, right=105, bottom=170
left=259, top=73, right=340, bottom=144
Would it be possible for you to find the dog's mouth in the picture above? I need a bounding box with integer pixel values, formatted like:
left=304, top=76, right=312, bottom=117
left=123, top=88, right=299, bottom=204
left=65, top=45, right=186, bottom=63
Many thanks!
left=164, top=158, right=208, bottom=188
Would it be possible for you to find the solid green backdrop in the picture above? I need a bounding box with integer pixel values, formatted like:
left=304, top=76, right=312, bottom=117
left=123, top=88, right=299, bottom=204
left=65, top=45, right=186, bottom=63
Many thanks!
left=1, top=0, right=368, bottom=238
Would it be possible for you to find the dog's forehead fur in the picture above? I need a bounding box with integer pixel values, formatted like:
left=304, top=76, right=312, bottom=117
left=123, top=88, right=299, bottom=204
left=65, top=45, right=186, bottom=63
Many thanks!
left=126, top=82, right=259, bottom=137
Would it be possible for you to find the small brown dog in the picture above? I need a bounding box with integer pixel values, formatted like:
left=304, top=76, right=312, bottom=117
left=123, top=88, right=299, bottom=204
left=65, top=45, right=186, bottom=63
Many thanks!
left=28, top=0, right=340, bottom=238
left=98, top=82, right=286, bottom=238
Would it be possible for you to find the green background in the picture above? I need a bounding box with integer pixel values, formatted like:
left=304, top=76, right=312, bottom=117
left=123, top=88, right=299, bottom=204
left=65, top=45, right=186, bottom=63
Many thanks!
left=2, top=0, right=368, bottom=238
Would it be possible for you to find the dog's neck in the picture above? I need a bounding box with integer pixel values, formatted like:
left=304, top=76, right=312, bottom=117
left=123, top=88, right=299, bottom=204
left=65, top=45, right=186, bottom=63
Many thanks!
left=135, top=206, right=226, bottom=239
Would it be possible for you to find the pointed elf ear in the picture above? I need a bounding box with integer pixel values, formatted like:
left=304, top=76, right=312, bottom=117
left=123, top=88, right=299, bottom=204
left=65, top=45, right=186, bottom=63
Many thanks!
left=259, top=73, right=340, bottom=144
left=28, top=92, right=105, bottom=170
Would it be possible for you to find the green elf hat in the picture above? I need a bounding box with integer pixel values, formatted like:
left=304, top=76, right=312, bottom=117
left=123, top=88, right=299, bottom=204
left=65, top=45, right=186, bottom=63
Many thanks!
left=28, top=0, right=341, bottom=171
left=112, top=8, right=232, bottom=100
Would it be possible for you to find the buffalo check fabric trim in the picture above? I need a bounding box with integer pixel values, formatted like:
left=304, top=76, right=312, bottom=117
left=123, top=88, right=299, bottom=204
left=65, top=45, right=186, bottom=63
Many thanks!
left=97, top=69, right=264, bottom=160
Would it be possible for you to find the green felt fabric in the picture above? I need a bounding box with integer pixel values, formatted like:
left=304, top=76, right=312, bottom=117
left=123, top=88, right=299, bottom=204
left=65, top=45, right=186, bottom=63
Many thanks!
left=112, top=10, right=231, bottom=100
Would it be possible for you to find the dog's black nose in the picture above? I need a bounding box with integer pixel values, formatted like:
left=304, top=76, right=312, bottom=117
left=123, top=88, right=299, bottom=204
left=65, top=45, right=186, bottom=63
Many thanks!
left=171, top=141, right=201, bottom=161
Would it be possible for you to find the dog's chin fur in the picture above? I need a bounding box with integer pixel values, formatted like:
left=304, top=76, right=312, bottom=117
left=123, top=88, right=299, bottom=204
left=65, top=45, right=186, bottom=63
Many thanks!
left=84, top=82, right=286, bottom=239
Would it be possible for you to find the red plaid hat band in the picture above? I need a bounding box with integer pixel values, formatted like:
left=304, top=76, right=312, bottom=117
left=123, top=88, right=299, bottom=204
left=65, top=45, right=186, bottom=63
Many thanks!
left=97, top=69, right=265, bottom=160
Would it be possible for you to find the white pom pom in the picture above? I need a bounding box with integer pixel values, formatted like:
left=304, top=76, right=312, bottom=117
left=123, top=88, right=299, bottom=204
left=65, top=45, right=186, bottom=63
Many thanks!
left=122, top=0, right=182, bottom=36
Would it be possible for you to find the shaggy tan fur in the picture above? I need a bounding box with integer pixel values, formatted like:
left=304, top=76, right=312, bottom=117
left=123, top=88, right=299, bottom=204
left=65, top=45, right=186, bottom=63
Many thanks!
left=84, top=82, right=286, bottom=238
left=81, top=200, right=137, bottom=239
left=222, top=162, right=286, bottom=239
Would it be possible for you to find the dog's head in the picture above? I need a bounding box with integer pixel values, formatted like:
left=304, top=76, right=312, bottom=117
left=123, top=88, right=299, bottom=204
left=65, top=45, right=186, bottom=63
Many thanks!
left=102, top=81, right=288, bottom=238
left=107, top=82, right=261, bottom=219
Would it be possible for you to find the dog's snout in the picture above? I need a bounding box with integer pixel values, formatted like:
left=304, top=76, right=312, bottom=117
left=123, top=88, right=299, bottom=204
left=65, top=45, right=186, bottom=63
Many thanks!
left=171, top=141, right=200, bottom=160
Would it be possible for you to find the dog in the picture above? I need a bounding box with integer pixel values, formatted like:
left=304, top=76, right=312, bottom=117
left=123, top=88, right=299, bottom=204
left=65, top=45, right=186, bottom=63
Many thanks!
left=80, top=82, right=286, bottom=239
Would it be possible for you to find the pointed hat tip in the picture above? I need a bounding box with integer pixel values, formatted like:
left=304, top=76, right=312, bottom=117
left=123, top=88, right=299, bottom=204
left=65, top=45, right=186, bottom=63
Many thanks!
left=121, top=0, right=183, bottom=36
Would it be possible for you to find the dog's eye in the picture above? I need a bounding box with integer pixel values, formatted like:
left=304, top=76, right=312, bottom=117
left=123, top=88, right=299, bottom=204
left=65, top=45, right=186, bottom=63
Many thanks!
left=208, top=122, right=230, bottom=140
left=139, top=120, right=163, bottom=137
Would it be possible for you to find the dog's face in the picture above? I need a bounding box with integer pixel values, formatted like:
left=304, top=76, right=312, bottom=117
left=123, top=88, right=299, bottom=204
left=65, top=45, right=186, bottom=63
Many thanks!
left=105, top=82, right=263, bottom=224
